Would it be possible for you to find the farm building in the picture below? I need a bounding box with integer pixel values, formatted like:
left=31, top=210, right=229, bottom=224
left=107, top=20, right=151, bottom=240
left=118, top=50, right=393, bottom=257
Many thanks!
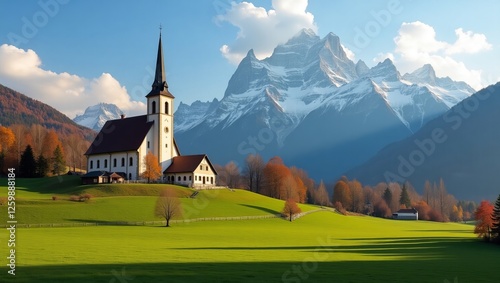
left=392, top=208, right=419, bottom=220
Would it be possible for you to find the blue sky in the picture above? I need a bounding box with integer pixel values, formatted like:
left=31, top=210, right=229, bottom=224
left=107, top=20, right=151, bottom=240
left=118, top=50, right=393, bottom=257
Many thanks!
left=0, top=0, right=499, bottom=118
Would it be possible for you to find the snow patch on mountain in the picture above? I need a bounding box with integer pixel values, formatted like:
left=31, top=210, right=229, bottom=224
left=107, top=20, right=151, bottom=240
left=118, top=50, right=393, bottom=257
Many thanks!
left=174, top=28, right=476, bottom=169
left=73, top=103, right=123, bottom=131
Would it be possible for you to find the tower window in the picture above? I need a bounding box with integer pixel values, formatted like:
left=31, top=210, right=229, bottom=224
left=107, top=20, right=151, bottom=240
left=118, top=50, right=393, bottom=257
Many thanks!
left=148, top=141, right=150, bottom=148
left=152, top=101, right=156, bottom=114
left=90, top=160, right=93, bottom=169
left=97, top=160, right=100, bottom=169
left=113, top=158, right=117, bottom=167
left=129, top=157, right=133, bottom=166
left=121, top=158, right=125, bottom=167
left=165, top=102, right=169, bottom=114
left=104, top=159, right=108, bottom=168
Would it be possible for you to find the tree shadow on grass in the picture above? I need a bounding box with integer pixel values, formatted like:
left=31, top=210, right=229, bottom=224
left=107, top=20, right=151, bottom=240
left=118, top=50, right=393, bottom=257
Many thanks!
left=3, top=236, right=496, bottom=282
left=64, top=219, right=144, bottom=226
left=239, top=204, right=280, bottom=215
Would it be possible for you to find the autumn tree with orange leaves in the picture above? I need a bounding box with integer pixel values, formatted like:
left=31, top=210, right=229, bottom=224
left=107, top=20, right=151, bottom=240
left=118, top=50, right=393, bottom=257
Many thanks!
left=474, top=200, right=494, bottom=241
left=282, top=198, right=301, bottom=222
left=141, top=151, right=162, bottom=183
left=0, top=126, right=15, bottom=173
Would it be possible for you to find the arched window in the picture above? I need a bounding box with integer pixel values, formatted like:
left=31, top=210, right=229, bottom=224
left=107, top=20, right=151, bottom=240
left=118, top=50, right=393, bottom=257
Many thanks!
left=165, top=102, right=169, bottom=114
left=90, top=160, right=93, bottom=169
left=129, top=157, right=133, bottom=166
left=121, top=158, right=125, bottom=167
left=104, top=159, right=108, bottom=168
left=152, top=101, right=156, bottom=114
left=97, top=160, right=100, bottom=169
left=113, top=158, right=117, bottom=167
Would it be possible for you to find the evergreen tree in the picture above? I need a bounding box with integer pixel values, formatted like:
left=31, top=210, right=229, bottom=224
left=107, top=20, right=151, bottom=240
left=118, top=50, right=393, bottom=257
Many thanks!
left=51, top=145, right=65, bottom=176
left=383, top=187, right=392, bottom=206
left=19, top=145, right=36, bottom=178
left=36, top=155, right=49, bottom=177
left=399, top=183, right=411, bottom=208
left=491, top=194, right=500, bottom=243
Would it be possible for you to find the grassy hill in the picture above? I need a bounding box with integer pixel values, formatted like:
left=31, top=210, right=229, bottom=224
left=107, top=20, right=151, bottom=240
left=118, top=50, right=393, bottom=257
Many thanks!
left=0, top=176, right=497, bottom=282
left=0, top=176, right=318, bottom=224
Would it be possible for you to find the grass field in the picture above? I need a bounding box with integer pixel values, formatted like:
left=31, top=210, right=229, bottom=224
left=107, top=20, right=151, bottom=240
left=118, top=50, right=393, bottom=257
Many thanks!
left=0, top=177, right=498, bottom=282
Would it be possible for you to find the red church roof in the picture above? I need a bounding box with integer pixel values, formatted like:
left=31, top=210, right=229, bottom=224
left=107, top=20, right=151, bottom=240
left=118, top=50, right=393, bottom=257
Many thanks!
left=164, top=154, right=218, bottom=175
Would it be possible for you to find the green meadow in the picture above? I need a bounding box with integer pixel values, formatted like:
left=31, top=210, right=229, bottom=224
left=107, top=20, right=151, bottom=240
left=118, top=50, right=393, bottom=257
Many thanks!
left=0, top=176, right=498, bottom=282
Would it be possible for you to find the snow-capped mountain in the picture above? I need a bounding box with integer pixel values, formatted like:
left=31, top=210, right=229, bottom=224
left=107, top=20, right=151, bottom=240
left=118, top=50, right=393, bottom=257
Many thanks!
left=174, top=28, right=475, bottom=181
left=73, top=103, right=124, bottom=131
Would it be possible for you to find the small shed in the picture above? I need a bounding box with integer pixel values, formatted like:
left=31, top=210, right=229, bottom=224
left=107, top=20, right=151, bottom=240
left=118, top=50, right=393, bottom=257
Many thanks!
left=81, top=171, right=109, bottom=185
left=393, top=208, right=419, bottom=220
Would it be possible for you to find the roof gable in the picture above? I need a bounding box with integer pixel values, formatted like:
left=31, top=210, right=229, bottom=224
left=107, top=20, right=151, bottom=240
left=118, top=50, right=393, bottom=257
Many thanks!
left=164, top=154, right=218, bottom=174
left=85, top=115, right=153, bottom=155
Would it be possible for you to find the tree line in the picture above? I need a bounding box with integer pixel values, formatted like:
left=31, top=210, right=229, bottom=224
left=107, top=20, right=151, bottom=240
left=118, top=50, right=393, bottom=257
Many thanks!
left=474, top=194, right=500, bottom=244
left=0, top=124, right=90, bottom=177
left=215, top=154, right=478, bottom=223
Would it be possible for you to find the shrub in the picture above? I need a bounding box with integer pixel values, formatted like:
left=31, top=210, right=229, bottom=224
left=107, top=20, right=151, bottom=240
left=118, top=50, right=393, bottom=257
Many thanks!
left=334, top=201, right=347, bottom=215
left=69, top=195, right=81, bottom=202
left=80, top=193, right=94, bottom=202
left=52, top=196, right=58, bottom=201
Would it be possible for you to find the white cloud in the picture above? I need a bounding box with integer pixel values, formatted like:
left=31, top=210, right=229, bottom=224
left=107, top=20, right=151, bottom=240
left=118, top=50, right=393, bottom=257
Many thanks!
left=373, top=52, right=394, bottom=63
left=341, top=44, right=356, bottom=61
left=217, top=0, right=317, bottom=64
left=447, top=28, right=492, bottom=54
left=0, top=44, right=145, bottom=118
left=382, top=21, right=492, bottom=90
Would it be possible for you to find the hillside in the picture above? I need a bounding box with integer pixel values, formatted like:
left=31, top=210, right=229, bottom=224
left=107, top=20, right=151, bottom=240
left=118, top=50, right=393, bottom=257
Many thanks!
left=0, top=83, right=95, bottom=140
left=347, top=82, right=500, bottom=201
left=0, top=176, right=318, bottom=224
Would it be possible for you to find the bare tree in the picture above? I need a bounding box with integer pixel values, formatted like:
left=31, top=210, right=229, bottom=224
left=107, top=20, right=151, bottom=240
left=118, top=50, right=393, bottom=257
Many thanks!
left=243, top=154, right=264, bottom=192
left=225, top=161, right=241, bottom=188
left=315, top=180, right=330, bottom=206
left=154, top=188, right=183, bottom=227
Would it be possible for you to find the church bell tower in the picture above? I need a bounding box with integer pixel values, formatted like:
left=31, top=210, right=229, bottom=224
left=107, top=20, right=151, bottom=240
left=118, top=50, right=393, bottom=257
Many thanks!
left=146, top=31, right=175, bottom=172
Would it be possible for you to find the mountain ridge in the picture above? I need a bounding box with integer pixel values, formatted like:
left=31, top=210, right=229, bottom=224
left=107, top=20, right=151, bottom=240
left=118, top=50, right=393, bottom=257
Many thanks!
left=174, top=28, right=475, bottom=180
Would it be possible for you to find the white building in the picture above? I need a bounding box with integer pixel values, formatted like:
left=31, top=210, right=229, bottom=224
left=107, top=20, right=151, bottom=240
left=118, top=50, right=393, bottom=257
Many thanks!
left=83, top=33, right=217, bottom=187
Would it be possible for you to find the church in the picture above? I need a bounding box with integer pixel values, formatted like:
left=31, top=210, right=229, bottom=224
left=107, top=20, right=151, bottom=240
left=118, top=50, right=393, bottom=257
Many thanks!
left=82, top=33, right=217, bottom=187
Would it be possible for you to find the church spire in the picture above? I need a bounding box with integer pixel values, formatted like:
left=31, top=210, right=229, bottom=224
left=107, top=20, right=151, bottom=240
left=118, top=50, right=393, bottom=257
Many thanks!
left=147, top=28, right=174, bottom=98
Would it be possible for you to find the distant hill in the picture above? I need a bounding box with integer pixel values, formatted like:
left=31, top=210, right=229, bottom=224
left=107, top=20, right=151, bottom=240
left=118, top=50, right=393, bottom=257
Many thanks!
left=346, top=82, right=500, bottom=202
left=0, top=83, right=95, bottom=140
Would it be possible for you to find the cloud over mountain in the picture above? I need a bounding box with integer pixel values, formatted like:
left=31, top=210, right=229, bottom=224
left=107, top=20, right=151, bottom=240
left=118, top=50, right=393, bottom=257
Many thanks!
left=216, top=0, right=317, bottom=64
left=377, top=21, right=492, bottom=90
left=0, top=44, right=145, bottom=118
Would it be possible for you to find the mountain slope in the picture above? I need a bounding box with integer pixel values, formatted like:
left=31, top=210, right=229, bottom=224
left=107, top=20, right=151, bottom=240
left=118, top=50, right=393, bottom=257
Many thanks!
left=346, top=82, right=500, bottom=201
left=0, top=83, right=95, bottom=140
left=174, top=29, right=475, bottom=180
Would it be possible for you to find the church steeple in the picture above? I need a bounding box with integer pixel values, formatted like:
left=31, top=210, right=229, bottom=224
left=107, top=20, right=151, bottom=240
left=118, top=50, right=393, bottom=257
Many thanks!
left=147, top=30, right=174, bottom=98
